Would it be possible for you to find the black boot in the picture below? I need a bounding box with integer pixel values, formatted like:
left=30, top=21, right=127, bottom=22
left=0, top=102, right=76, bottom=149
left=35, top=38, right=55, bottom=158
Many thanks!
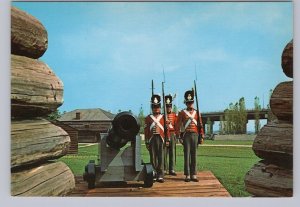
left=191, top=175, right=199, bottom=182
left=184, top=175, right=191, bottom=182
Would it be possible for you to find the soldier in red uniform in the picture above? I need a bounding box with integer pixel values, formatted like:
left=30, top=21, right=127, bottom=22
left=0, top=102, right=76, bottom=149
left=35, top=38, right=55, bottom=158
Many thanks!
left=176, top=90, right=204, bottom=182
left=144, top=94, right=168, bottom=183
left=164, top=94, right=177, bottom=176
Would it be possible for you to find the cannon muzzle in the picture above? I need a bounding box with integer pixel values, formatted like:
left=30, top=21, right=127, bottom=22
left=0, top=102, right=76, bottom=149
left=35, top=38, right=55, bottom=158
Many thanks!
left=106, top=111, right=140, bottom=150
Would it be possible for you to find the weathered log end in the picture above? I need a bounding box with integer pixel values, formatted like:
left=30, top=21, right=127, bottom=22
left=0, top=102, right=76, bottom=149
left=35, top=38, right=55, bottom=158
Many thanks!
left=11, top=161, right=75, bottom=196
left=281, top=39, right=293, bottom=78
left=245, top=161, right=293, bottom=197
left=11, top=55, right=64, bottom=118
left=11, top=119, right=71, bottom=168
left=252, top=123, right=293, bottom=168
left=270, top=81, right=293, bottom=122
left=11, top=6, right=48, bottom=59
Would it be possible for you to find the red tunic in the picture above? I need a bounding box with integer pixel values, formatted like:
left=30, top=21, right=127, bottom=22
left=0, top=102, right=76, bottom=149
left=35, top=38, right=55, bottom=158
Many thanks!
left=167, top=112, right=177, bottom=133
left=144, top=114, right=169, bottom=143
left=175, top=109, right=204, bottom=137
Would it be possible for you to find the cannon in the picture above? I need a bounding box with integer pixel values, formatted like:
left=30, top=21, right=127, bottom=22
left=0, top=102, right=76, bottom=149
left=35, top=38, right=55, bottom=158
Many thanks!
left=83, top=111, right=154, bottom=188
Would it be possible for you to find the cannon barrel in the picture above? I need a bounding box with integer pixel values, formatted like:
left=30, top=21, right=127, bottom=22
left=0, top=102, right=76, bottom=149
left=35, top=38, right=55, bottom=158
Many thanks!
left=106, top=111, right=140, bottom=150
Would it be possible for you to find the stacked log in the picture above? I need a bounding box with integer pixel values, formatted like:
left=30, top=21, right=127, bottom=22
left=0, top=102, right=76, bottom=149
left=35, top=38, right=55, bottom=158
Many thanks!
left=245, top=40, right=293, bottom=197
left=245, top=161, right=293, bottom=197
left=11, top=7, right=75, bottom=196
left=270, top=81, right=293, bottom=123
left=11, top=55, right=64, bottom=118
left=281, top=40, right=293, bottom=78
left=11, top=7, right=48, bottom=59
left=11, top=162, right=75, bottom=196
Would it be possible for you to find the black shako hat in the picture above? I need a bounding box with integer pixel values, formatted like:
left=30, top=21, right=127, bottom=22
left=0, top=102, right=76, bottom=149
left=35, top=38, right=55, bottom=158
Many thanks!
left=184, top=90, right=194, bottom=103
left=151, top=94, right=161, bottom=107
left=165, top=94, right=173, bottom=107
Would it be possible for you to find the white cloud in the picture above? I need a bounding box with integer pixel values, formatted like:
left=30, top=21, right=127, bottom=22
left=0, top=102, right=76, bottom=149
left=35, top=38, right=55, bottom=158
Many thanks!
left=56, top=2, right=292, bottom=76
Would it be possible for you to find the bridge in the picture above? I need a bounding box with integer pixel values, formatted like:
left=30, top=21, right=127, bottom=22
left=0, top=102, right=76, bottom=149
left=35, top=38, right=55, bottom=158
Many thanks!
left=200, top=109, right=269, bottom=133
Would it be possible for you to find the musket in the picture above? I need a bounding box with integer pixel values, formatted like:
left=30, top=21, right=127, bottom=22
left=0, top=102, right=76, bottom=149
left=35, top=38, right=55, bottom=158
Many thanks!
left=162, top=81, right=170, bottom=172
left=151, top=80, right=154, bottom=114
left=173, top=93, right=177, bottom=166
left=152, top=80, right=154, bottom=96
left=162, top=82, right=169, bottom=145
left=194, top=80, right=203, bottom=145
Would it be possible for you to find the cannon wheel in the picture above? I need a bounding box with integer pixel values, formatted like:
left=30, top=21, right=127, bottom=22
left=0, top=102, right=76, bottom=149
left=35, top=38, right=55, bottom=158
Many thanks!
left=84, top=160, right=96, bottom=189
left=143, top=163, right=154, bottom=188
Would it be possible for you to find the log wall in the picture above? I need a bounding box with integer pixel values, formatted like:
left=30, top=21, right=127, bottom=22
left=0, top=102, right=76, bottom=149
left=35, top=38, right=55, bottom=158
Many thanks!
left=11, top=6, right=75, bottom=197
left=244, top=39, right=293, bottom=197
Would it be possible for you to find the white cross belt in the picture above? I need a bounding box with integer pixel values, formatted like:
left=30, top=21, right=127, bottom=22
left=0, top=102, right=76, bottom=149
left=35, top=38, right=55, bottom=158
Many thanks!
left=150, top=114, right=164, bottom=132
left=183, top=110, right=197, bottom=130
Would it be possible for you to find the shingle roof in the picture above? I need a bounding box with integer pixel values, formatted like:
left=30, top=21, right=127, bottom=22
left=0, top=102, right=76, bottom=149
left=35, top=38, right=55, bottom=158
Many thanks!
left=58, top=108, right=115, bottom=121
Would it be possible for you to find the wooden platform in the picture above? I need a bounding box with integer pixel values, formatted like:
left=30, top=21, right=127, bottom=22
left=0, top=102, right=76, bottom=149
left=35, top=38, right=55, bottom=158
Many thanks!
left=68, top=171, right=231, bottom=197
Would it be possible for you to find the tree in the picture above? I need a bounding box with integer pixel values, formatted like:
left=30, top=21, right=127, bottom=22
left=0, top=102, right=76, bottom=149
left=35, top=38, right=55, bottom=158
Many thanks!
left=172, top=104, right=178, bottom=114
left=254, top=96, right=261, bottom=134
left=219, top=115, right=224, bottom=135
left=226, top=103, right=235, bottom=134
left=238, top=97, right=247, bottom=134
left=224, top=97, right=247, bottom=134
left=267, top=89, right=277, bottom=123
left=47, top=109, right=65, bottom=121
left=138, top=105, right=145, bottom=134
left=206, top=117, right=212, bottom=135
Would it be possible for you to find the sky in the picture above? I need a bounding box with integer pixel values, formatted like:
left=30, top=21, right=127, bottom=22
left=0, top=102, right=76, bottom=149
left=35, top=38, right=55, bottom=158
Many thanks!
left=12, top=1, right=293, bottom=120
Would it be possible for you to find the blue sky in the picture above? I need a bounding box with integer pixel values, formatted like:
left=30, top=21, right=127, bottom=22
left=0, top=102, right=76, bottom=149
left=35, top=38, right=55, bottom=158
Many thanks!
left=13, top=1, right=292, bottom=119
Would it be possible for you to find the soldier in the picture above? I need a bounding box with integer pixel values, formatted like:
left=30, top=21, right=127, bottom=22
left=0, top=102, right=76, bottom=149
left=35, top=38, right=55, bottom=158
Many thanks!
left=176, top=90, right=204, bottom=182
left=164, top=94, right=177, bottom=176
left=144, top=94, right=168, bottom=183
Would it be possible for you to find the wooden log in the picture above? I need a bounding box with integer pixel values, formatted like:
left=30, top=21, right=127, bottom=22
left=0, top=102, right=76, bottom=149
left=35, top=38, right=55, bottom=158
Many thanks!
left=11, top=55, right=63, bottom=118
left=244, top=161, right=293, bottom=197
left=281, top=40, right=293, bottom=78
left=11, top=119, right=70, bottom=168
left=11, top=6, right=48, bottom=59
left=11, top=161, right=75, bottom=196
left=52, top=121, right=78, bottom=154
left=270, top=81, right=293, bottom=122
left=253, top=123, right=293, bottom=168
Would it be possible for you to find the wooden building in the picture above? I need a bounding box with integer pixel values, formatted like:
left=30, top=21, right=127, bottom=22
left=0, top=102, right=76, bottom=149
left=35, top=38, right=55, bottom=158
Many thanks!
left=58, top=108, right=115, bottom=143
left=52, top=121, right=79, bottom=154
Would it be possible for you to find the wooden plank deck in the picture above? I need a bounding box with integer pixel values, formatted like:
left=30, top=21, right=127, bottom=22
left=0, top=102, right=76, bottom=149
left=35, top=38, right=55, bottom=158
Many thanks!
left=68, top=171, right=231, bottom=197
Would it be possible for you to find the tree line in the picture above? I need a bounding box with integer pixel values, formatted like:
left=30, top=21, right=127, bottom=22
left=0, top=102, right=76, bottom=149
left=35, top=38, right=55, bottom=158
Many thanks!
left=216, top=89, right=273, bottom=135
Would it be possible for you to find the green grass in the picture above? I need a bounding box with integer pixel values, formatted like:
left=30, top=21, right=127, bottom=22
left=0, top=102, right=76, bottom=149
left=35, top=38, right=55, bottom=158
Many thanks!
left=203, top=140, right=254, bottom=145
left=58, top=141, right=259, bottom=197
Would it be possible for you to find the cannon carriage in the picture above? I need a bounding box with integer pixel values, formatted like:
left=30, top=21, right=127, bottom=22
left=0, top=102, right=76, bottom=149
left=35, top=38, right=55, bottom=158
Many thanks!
left=83, top=111, right=154, bottom=188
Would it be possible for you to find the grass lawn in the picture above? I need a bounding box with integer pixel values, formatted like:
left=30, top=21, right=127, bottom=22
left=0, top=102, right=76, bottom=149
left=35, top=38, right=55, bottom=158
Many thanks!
left=203, top=140, right=254, bottom=145
left=58, top=140, right=259, bottom=197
